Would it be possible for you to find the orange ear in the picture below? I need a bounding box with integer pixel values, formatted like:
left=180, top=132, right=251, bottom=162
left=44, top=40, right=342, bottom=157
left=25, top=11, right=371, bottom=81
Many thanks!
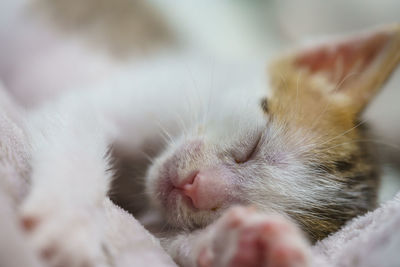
left=270, top=24, right=400, bottom=114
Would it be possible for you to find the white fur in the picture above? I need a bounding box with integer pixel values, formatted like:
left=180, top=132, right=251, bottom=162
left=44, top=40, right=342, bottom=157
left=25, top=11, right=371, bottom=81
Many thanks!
left=12, top=49, right=268, bottom=265
left=1, top=1, right=398, bottom=266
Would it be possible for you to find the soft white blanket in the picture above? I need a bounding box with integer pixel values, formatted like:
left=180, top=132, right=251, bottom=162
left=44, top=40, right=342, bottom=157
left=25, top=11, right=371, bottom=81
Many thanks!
left=1, top=83, right=399, bottom=267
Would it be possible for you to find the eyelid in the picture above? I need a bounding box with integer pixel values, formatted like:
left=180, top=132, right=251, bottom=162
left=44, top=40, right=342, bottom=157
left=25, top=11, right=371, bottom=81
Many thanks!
left=235, top=133, right=262, bottom=164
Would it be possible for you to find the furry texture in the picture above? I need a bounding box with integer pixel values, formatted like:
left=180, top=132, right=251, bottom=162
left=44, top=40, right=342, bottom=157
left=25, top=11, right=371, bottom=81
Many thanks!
left=0, top=26, right=398, bottom=266
left=312, top=191, right=400, bottom=267
left=1, top=62, right=400, bottom=266
left=1, top=2, right=399, bottom=266
left=0, top=104, right=399, bottom=267
left=145, top=25, right=400, bottom=243
left=0, top=88, right=176, bottom=267
left=0, top=83, right=399, bottom=266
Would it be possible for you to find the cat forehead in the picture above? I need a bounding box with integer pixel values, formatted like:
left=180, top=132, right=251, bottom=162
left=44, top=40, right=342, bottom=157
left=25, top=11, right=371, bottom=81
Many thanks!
left=199, top=88, right=269, bottom=141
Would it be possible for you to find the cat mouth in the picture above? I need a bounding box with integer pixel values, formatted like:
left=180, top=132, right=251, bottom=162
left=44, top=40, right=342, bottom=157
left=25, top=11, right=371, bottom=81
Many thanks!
left=156, top=176, right=197, bottom=211
left=168, top=188, right=197, bottom=210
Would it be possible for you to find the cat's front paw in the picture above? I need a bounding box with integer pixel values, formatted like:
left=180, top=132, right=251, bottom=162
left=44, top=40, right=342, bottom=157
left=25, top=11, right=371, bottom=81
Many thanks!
left=197, top=206, right=310, bottom=267
left=20, top=197, right=110, bottom=267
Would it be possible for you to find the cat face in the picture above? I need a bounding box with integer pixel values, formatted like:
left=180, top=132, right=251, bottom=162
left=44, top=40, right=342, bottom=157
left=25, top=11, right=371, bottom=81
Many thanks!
left=146, top=25, right=400, bottom=240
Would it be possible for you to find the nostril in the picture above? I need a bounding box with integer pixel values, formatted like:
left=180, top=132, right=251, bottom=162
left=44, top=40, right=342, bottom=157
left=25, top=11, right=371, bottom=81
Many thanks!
left=168, top=167, right=233, bottom=211
left=182, top=173, right=200, bottom=207
left=183, top=173, right=198, bottom=194
left=172, top=170, right=201, bottom=208
left=181, top=172, right=220, bottom=210
left=178, top=171, right=199, bottom=188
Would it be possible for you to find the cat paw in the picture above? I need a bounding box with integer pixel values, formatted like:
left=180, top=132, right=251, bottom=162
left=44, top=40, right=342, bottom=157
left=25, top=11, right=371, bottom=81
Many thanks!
left=20, top=198, right=110, bottom=267
left=196, top=206, right=310, bottom=267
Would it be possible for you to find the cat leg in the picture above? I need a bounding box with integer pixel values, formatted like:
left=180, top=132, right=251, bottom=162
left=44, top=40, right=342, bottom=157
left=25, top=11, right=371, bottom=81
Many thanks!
left=20, top=102, right=114, bottom=267
left=18, top=69, right=207, bottom=266
left=164, top=206, right=310, bottom=267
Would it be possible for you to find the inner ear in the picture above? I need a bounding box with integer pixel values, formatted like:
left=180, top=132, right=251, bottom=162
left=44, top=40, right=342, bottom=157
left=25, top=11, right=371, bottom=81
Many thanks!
left=294, top=31, right=391, bottom=91
left=270, top=24, right=400, bottom=114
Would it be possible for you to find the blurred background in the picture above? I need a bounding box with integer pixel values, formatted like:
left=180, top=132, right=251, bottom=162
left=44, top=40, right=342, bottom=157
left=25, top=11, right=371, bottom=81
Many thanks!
left=0, top=0, right=399, bottom=202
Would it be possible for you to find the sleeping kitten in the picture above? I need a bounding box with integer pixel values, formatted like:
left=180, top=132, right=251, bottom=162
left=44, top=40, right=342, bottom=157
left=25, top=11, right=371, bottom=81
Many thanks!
left=20, top=25, right=400, bottom=267
left=145, top=25, right=400, bottom=266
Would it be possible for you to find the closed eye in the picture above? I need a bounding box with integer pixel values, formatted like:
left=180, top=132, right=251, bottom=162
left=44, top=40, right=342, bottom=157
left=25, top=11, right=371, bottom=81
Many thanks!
left=234, top=133, right=262, bottom=164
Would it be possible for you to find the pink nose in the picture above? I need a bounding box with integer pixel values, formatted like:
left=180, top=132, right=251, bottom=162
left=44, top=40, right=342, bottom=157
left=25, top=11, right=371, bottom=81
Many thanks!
left=181, top=170, right=229, bottom=210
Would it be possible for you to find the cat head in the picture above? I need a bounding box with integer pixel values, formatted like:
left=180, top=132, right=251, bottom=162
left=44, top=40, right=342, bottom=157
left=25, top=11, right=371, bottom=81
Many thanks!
left=146, top=25, right=400, bottom=240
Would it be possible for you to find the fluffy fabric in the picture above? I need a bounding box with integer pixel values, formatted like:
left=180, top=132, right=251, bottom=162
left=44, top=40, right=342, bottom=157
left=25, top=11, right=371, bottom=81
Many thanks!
left=0, top=82, right=40, bottom=267
left=312, top=192, right=400, bottom=267
left=0, top=83, right=399, bottom=267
